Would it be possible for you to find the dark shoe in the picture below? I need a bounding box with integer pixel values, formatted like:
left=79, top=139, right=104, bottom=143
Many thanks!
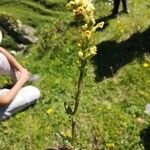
left=109, top=13, right=119, bottom=18
left=122, top=9, right=130, bottom=14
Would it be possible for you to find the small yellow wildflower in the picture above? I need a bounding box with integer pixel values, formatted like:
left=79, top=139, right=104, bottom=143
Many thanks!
left=22, top=60, right=26, bottom=65
left=143, top=63, right=149, bottom=68
left=3, top=80, right=8, bottom=84
left=117, top=20, right=121, bottom=24
left=61, top=130, right=72, bottom=138
left=106, top=143, right=115, bottom=149
left=16, top=112, right=24, bottom=119
left=47, top=108, right=53, bottom=115
left=66, top=130, right=72, bottom=138
left=90, top=46, right=97, bottom=55
left=16, top=114, right=21, bottom=119
left=46, top=126, right=51, bottom=131
left=120, top=29, right=124, bottom=33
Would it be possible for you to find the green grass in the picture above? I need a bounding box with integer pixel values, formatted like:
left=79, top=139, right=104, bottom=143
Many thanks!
left=0, top=0, right=150, bottom=149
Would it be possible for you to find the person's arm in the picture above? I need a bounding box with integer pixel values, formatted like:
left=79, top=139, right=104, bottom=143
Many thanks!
left=0, top=47, right=23, bottom=71
left=0, top=69, right=29, bottom=105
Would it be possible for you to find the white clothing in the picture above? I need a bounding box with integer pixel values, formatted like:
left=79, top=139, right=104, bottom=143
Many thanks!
left=0, top=52, right=40, bottom=121
left=0, top=52, right=17, bottom=81
left=0, top=86, right=40, bottom=121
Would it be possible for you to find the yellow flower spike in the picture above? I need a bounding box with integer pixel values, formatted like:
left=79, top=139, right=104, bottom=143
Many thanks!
left=143, top=63, right=149, bottom=68
left=47, top=108, right=53, bottom=115
left=90, top=46, right=97, bottom=55
left=78, top=51, right=84, bottom=58
left=84, top=30, right=92, bottom=39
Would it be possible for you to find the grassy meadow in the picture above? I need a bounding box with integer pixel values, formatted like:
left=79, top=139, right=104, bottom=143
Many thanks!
left=0, top=0, right=150, bottom=149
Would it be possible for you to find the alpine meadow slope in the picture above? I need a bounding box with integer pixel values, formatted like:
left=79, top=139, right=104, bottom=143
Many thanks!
left=0, top=0, right=150, bottom=149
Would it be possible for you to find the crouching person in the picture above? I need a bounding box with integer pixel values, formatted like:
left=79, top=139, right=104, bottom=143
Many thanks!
left=0, top=31, right=40, bottom=121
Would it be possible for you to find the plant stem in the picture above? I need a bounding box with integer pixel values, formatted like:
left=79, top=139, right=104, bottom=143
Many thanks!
left=73, top=60, right=87, bottom=115
left=71, top=60, right=87, bottom=144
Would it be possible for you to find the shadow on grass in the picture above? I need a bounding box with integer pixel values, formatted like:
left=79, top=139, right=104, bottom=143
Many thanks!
left=140, top=126, right=150, bottom=150
left=92, top=27, right=150, bottom=82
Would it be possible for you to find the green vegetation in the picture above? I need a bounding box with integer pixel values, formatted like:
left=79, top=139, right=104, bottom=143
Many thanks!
left=0, top=0, right=150, bottom=149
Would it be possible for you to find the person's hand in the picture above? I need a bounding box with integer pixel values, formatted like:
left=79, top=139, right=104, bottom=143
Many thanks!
left=19, top=68, right=30, bottom=84
left=15, top=67, right=30, bottom=80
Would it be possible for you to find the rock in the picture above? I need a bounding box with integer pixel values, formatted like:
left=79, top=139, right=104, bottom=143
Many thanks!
left=17, top=44, right=27, bottom=50
left=17, top=25, right=38, bottom=44
left=0, top=13, right=38, bottom=44
left=21, top=25, right=36, bottom=35
left=10, top=50, right=17, bottom=55
left=18, top=34, right=38, bottom=44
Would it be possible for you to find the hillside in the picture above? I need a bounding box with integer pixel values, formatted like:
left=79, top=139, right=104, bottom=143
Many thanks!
left=0, top=0, right=150, bottom=149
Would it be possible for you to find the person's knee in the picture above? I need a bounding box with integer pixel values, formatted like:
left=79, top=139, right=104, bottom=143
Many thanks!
left=27, top=86, right=41, bottom=100
left=32, top=86, right=41, bottom=100
left=20, top=86, right=41, bottom=104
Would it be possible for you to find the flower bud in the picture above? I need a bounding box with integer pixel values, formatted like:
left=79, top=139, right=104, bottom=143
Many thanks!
left=74, top=0, right=80, bottom=5
left=76, top=6, right=86, bottom=16
left=77, top=43, right=81, bottom=47
left=86, top=3, right=95, bottom=14
left=90, top=46, right=97, bottom=55
left=96, top=21, right=104, bottom=29
left=84, top=30, right=92, bottom=39
left=92, top=22, right=104, bottom=32
left=78, top=51, right=84, bottom=58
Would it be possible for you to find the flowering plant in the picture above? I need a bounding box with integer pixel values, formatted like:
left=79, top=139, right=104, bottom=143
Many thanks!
left=62, top=0, right=104, bottom=148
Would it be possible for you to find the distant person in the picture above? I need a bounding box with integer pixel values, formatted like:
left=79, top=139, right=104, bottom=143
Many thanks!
left=0, top=30, right=40, bottom=121
left=110, top=0, right=129, bottom=18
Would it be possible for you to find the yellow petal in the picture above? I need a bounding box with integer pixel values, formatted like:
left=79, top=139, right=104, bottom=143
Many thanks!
left=47, top=108, right=53, bottom=115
